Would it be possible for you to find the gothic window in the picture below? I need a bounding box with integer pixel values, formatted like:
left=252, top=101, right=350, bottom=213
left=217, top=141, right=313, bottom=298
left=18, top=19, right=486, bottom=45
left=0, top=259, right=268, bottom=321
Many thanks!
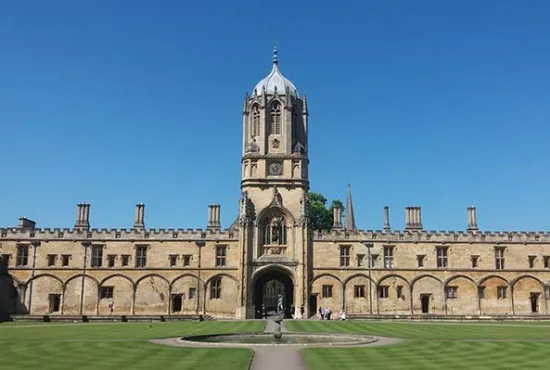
left=251, top=104, right=260, bottom=137
left=269, top=102, right=282, bottom=135
left=261, top=215, right=287, bottom=246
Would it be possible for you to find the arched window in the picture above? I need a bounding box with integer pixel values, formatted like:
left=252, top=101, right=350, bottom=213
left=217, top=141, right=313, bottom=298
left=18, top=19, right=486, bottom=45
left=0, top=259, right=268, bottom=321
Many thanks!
left=251, top=105, right=260, bottom=137
left=261, top=215, right=287, bottom=246
left=269, top=102, right=282, bottom=135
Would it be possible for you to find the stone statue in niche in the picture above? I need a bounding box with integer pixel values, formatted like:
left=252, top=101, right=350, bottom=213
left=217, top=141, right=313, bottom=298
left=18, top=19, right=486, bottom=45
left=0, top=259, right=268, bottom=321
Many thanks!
left=293, top=142, right=305, bottom=153
left=271, top=218, right=280, bottom=243
left=246, top=138, right=259, bottom=153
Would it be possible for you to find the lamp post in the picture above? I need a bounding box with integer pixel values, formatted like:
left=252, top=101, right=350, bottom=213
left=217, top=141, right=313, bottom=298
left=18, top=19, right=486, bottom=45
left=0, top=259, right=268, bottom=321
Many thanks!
left=362, top=241, right=374, bottom=315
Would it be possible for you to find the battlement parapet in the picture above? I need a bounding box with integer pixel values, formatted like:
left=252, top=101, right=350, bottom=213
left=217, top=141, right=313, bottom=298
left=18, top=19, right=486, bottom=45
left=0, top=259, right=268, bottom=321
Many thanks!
left=312, top=229, right=550, bottom=244
left=0, top=227, right=238, bottom=242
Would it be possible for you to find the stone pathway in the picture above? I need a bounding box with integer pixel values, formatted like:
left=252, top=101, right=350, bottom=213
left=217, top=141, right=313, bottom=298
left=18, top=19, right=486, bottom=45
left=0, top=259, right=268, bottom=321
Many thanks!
left=249, top=320, right=306, bottom=370
left=149, top=320, right=403, bottom=370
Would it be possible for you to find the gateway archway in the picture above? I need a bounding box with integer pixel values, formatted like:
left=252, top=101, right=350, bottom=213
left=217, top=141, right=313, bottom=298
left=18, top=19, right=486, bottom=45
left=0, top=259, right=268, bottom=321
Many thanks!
left=252, top=265, right=294, bottom=319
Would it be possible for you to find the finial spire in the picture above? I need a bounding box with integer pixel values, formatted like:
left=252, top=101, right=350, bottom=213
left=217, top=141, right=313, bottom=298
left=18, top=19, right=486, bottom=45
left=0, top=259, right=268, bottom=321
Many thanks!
left=344, top=183, right=357, bottom=232
left=272, top=45, right=278, bottom=64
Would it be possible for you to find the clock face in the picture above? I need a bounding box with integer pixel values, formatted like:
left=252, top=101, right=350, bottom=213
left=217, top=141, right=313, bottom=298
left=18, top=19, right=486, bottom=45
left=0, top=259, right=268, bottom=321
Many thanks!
left=269, top=162, right=283, bottom=176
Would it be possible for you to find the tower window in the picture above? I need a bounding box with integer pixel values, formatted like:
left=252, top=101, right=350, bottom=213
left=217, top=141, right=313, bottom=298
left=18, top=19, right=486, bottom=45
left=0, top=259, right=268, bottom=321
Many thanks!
left=251, top=104, right=260, bottom=137
left=269, top=102, right=282, bottom=135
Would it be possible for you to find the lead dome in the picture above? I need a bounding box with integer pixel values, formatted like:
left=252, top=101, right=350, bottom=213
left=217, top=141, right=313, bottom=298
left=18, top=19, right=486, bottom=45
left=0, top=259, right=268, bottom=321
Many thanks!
left=252, top=48, right=298, bottom=97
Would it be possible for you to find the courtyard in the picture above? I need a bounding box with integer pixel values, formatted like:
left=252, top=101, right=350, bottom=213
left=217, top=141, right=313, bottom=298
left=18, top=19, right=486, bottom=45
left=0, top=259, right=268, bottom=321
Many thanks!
left=1, top=320, right=550, bottom=370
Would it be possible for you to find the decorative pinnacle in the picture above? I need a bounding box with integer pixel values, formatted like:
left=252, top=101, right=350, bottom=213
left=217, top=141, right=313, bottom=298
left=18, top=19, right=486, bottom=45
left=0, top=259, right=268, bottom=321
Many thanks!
left=272, top=46, right=278, bottom=64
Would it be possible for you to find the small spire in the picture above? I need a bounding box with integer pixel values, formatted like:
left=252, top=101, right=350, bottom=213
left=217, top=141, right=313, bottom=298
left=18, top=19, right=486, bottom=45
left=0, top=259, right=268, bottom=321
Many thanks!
left=272, top=46, right=279, bottom=64
left=344, top=183, right=357, bottom=232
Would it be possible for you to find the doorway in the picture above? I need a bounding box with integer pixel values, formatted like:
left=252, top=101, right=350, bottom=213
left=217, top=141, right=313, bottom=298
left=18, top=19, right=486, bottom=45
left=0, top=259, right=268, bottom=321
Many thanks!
left=309, top=294, right=318, bottom=318
left=420, top=294, right=431, bottom=314
left=48, top=294, right=61, bottom=313
left=252, top=266, right=294, bottom=319
left=530, top=293, right=540, bottom=313
left=171, top=294, right=183, bottom=313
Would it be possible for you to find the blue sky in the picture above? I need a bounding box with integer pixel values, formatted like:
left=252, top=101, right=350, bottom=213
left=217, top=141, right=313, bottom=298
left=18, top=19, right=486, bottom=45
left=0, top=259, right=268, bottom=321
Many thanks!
left=1, top=0, right=549, bottom=231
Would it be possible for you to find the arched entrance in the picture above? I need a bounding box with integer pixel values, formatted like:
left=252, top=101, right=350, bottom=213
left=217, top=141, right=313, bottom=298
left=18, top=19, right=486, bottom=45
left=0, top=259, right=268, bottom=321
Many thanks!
left=252, top=266, right=294, bottom=319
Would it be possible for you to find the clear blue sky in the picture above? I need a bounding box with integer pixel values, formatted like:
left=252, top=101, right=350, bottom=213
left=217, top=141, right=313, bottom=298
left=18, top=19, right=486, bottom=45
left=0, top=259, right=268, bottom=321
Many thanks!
left=1, top=0, right=549, bottom=231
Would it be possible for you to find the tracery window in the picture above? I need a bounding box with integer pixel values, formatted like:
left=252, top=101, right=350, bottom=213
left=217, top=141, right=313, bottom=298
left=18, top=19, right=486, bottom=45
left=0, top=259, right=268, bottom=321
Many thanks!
left=261, top=215, right=287, bottom=246
left=269, top=102, right=282, bottom=135
left=251, top=104, right=260, bottom=137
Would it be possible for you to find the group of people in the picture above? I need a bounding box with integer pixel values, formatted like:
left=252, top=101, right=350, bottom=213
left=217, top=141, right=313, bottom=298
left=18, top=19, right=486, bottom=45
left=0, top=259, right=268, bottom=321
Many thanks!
left=318, top=307, right=347, bottom=320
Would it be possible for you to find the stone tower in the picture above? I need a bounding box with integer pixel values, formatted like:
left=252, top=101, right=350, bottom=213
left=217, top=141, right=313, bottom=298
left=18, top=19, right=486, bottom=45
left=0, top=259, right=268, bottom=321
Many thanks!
left=237, top=48, right=311, bottom=319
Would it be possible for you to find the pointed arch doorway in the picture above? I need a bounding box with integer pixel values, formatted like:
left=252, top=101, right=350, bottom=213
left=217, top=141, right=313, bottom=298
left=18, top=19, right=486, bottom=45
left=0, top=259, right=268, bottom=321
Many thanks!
left=251, top=265, right=294, bottom=319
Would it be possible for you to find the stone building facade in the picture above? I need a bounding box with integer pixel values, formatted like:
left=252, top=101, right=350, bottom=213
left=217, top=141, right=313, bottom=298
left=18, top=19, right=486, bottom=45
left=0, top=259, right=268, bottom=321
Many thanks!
left=1, top=49, right=550, bottom=320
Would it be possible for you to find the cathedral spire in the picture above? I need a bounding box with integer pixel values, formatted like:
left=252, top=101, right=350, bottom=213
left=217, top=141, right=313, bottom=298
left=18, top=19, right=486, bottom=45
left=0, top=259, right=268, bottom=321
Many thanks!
left=344, top=183, right=357, bottom=232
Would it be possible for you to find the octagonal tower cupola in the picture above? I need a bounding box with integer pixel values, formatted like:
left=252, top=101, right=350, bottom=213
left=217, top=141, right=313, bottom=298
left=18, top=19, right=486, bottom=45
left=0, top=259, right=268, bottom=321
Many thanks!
left=241, top=47, right=309, bottom=191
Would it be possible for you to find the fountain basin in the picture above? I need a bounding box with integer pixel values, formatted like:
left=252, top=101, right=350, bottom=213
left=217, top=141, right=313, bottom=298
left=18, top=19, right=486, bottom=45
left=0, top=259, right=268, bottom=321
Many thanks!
left=178, top=332, right=378, bottom=347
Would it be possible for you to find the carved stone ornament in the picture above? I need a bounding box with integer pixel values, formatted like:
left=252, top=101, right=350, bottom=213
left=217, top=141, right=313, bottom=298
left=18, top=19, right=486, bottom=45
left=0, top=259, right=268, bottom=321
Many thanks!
left=297, top=194, right=310, bottom=226
left=239, top=191, right=254, bottom=226
left=268, top=187, right=284, bottom=208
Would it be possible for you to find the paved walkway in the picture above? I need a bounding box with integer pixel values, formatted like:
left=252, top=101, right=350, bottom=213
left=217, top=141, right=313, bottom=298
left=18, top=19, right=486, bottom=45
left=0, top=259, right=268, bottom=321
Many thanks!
left=148, top=319, right=402, bottom=370
left=249, top=320, right=306, bottom=370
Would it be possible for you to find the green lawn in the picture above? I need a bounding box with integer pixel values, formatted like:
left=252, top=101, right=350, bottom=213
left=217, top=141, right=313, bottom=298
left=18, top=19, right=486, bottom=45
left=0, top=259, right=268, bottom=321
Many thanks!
left=287, top=321, right=550, bottom=370
left=4, top=320, right=550, bottom=370
left=0, top=321, right=264, bottom=370
left=286, top=320, right=550, bottom=339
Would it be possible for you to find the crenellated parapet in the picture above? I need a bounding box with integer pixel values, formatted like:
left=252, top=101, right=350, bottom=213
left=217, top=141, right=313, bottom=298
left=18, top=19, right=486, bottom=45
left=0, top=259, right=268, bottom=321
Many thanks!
left=0, top=227, right=238, bottom=242
left=0, top=201, right=239, bottom=242
left=312, top=229, right=550, bottom=244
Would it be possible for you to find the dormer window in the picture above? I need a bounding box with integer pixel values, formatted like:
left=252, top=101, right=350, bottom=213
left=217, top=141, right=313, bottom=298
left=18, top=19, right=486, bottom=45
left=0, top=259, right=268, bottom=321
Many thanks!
left=269, top=102, right=282, bottom=135
left=251, top=104, right=260, bottom=137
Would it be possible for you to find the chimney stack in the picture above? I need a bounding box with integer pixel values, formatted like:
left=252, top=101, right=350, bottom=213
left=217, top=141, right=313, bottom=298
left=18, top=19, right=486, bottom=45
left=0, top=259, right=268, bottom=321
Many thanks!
left=134, top=203, right=145, bottom=229
left=467, top=206, right=478, bottom=231
left=332, top=204, right=342, bottom=229
left=75, top=202, right=90, bottom=230
left=405, top=206, right=422, bottom=230
left=18, top=217, right=36, bottom=230
left=383, top=206, right=391, bottom=231
left=207, top=204, right=221, bottom=230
